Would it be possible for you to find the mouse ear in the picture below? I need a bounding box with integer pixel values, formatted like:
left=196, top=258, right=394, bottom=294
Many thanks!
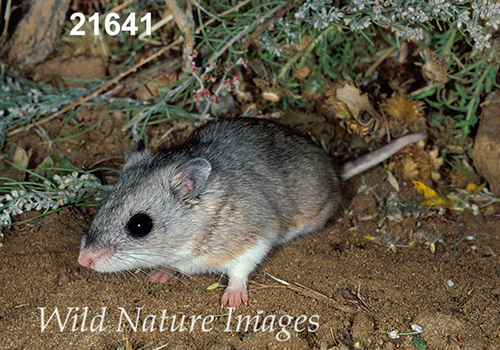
left=132, top=139, right=146, bottom=152
left=171, top=158, right=212, bottom=201
left=124, top=139, right=151, bottom=169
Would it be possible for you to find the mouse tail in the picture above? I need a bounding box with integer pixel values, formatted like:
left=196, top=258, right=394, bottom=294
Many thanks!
left=340, top=133, right=426, bottom=181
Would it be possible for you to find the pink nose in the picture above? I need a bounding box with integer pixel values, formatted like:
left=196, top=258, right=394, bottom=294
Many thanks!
left=78, top=245, right=115, bottom=271
left=78, top=249, right=96, bottom=268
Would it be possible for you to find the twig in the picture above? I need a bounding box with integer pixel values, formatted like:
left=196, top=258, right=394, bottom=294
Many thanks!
left=6, top=37, right=185, bottom=138
left=138, top=14, right=174, bottom=45
left=208, top=25, right=250, bottom=66
left=356, top=282, right=386, bottom=318
left=192, top=0, right=223, bottom=23
left=103, top=0, right=135, bottom=19
left=436, top=297, right=465, bottom=316
left=165, top=0, right=195, bottom=74
left=152, top=343, right=170, bottom=350
left=249, top=281, right=288, bottom=291
left=365, top=46, right=398, bottom=77
left=264, top=271, right=352, bottom=313
left=194, top=0, right=253, bottom=34
left=2, top=0, right=13, bottom=36
left=242, top=3, right=292, bottom=50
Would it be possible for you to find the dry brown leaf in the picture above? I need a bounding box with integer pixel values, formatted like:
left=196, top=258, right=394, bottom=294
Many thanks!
left=336, top=84, right=372, bottom=116
left=13, top=146, right=31, bottom=169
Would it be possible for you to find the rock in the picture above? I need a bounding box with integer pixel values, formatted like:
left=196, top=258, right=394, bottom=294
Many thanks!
left=58, top=274, right=70, bottom=286
left=483, top=204, right=499, bottom=218
left=472, top=91, right=500, bottom=195
left=413, top=312, right=485, bottom=349
left=4, top=0, right=71, bottom=69
left=351, top=312, right=375, bottom=348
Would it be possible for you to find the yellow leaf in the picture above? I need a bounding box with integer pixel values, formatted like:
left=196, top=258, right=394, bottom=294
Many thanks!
left=206, top=282, right=220, bottom=291
left=412, top=181, right=449, bottom=208
left=412, top=181, right=437, bottom=198
left=466, top=182, right=486, bottom=192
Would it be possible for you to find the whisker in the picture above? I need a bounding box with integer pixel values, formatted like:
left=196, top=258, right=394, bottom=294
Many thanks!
left=139, top=266, right=205, bottom=292
left=63, top=220, right=86, bottom=241
left=126, top=269, right=147, bottom=292
left=63, top=206, right=94, bottom=241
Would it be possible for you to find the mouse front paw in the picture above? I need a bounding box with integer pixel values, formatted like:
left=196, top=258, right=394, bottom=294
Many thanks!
left=221, top=278, right=248, bottom=307
left=147, top=268, right=175, bottom=283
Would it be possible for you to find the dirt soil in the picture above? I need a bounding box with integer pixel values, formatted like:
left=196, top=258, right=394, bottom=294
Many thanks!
left=1, top=107, right=500, bottom=350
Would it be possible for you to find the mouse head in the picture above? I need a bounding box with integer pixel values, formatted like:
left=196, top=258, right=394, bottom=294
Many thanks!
left=78, top=140, right=212, bottom=273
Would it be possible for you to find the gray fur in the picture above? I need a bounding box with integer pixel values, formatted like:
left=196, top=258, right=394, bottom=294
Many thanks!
left=79, top=117, right=424, bottom=304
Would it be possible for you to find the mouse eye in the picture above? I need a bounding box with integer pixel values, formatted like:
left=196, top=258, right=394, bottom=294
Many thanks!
left=127, top=213, right=153, bottom=238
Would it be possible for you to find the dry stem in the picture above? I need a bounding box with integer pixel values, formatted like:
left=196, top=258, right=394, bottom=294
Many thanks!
left=264, top=272, right=352, bottom=313
left=165, top=0, right=195, bottom=74
left=7, top=37, right=184, bottom=138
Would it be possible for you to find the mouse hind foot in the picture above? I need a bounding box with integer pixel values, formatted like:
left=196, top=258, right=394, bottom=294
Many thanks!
left=221, top=276, right=248, bottom=307
left=219, top=239, right=271, bottom=307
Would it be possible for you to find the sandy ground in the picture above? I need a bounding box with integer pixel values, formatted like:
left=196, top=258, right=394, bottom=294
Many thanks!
left=1, top=110, right=500, bottom=350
